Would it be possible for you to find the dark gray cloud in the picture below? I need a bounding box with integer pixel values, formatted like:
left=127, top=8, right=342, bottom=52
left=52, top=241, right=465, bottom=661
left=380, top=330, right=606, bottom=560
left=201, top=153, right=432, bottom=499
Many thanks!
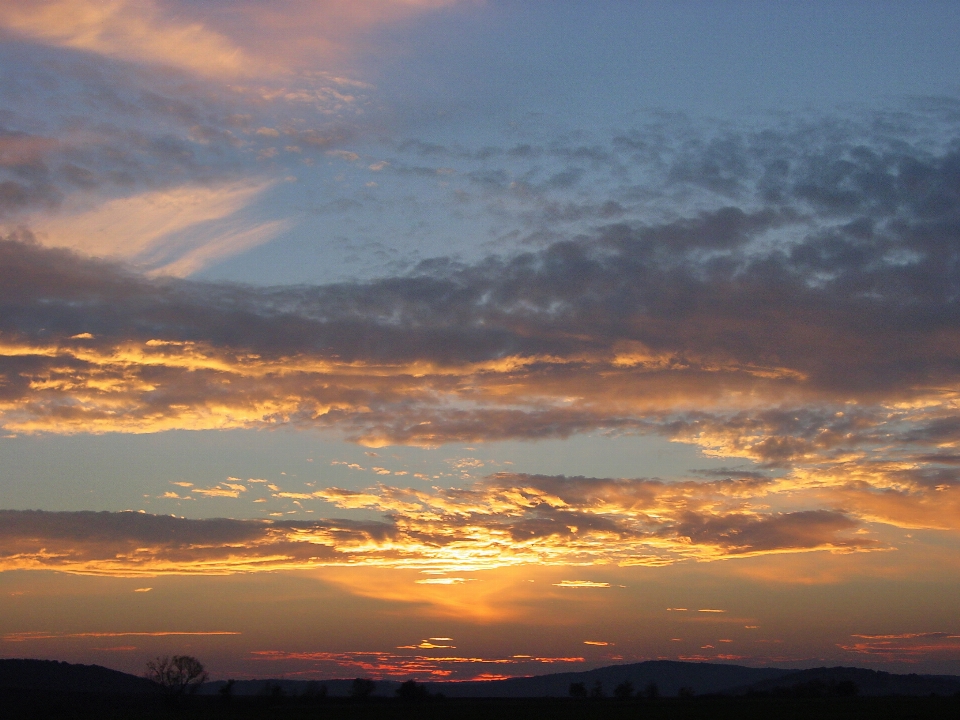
left=671, top=509, right=861, bottom=555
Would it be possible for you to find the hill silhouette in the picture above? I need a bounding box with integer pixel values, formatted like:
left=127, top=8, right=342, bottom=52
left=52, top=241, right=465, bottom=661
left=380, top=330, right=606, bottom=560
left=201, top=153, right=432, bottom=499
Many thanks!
left=0, top=658, right=158, bottom=694
left=420, top=660, right=790, bottom=697
left=733, top=665, right=960, bottom=697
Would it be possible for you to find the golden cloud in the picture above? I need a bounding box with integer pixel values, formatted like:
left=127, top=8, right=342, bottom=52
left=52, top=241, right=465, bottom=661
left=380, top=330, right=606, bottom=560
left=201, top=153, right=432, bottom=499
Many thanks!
left=0, top=471, right=881, bottom=577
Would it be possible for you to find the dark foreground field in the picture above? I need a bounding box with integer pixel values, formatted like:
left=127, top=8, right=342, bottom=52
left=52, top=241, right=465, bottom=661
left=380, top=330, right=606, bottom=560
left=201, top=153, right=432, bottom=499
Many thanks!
left=4, top=692, right=960, bottom=720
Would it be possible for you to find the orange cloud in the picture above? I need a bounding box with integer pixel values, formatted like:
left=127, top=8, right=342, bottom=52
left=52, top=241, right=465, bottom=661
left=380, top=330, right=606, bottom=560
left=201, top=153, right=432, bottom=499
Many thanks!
left=0, top=0, right=251, bottom=78
left=0, top=0, right=466, bottom=80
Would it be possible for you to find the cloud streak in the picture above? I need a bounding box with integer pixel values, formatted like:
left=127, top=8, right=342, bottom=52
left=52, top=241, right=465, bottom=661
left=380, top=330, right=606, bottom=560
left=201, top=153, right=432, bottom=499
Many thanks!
left=3, top=630, right=240, bottom=641
left=29, top=180, right=286, bottom=276
left=249, top=648, right=585, bottom=681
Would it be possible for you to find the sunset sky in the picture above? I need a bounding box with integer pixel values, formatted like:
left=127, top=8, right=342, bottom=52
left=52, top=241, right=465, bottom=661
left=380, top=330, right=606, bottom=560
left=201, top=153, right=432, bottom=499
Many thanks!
left=3, top=0, right=960, bottom=682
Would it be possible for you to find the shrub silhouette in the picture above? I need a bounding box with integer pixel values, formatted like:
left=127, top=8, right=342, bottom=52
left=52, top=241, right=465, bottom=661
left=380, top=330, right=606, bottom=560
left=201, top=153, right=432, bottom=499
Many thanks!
left=144, top=655, right=208, bottom=695
left=351, top=677, right=376, bottom=699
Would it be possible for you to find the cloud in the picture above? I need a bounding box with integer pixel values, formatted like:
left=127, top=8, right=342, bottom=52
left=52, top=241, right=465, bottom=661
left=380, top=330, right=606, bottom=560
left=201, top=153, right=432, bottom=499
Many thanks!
left=0, top=0, right=466, bottom=80
left=28, top=180, right=286, bottom=275
left=0, top=470, right=879, bottom=575
left=839, top=632, right=960, bottom=662
left=0, top=29, right=370, bottom=275
left=0, top=0, right=250, bottom=78
left=414, top=577, right=473, bottom=584
left=0, top=508, right=395, bottom=575
left=2, top=104, right=960, bottom=536
left=3, top=630, right=239, bottom=641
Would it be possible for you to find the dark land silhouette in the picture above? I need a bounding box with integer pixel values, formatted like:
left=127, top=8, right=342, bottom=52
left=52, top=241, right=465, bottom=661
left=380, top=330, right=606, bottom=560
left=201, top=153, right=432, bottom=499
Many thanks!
left=0, top=658, right=158, bottom=694
left=3, top=657, right=960, bottom=719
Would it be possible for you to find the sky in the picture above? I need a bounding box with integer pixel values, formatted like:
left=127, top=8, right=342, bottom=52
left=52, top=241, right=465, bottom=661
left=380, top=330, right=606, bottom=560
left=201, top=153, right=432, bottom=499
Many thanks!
left=3, top=0, right=960, bottom=682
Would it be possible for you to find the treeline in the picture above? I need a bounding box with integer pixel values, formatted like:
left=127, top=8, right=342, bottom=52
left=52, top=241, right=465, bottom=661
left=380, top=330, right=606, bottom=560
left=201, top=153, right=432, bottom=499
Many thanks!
left=567, top=677, right=861, bottom=700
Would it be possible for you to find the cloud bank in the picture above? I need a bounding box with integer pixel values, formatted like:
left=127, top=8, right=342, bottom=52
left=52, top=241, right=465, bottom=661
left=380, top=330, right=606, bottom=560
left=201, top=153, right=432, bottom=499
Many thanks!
left=3, top=91, right=960, bottom=578
left=3, top=115, right=960, bottom=461
left=0, top=470, right=878, bottom=575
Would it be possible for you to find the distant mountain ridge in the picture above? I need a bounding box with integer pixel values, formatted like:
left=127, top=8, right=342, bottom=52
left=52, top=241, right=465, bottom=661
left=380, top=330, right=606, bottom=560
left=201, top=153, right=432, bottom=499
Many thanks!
left=3, top=657, right=960, bottom=698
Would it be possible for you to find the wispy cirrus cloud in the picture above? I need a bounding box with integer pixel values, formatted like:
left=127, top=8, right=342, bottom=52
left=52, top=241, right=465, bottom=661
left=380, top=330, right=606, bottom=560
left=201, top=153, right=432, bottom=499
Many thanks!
left=0, top=0, right=464, bottom=79
left=0, top=0, right=251, bottom=78
left=28, top=180, right=288, bottom=276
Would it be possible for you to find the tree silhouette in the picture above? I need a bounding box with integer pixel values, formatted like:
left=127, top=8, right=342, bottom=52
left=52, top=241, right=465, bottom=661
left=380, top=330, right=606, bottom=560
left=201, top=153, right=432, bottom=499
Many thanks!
left=351, top=677, right=376, bottom=699
left=144, top=655, right=208, bottom=695
left=396, top=679, right=431, bottom=701
left=568, top=681, right=587, bottom=698
left=644, top=681, right=659, bottom=700
left=613, top=680, right=633, bottom=700
left=218, top=679, right=235, bottom=703
left=590, top=680, right=604, bottom=698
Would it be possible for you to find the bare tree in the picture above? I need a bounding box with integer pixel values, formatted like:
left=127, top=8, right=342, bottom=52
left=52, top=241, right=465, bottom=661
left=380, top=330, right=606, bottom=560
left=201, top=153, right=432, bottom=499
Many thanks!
left=145, top=655, right=208, bottom=695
